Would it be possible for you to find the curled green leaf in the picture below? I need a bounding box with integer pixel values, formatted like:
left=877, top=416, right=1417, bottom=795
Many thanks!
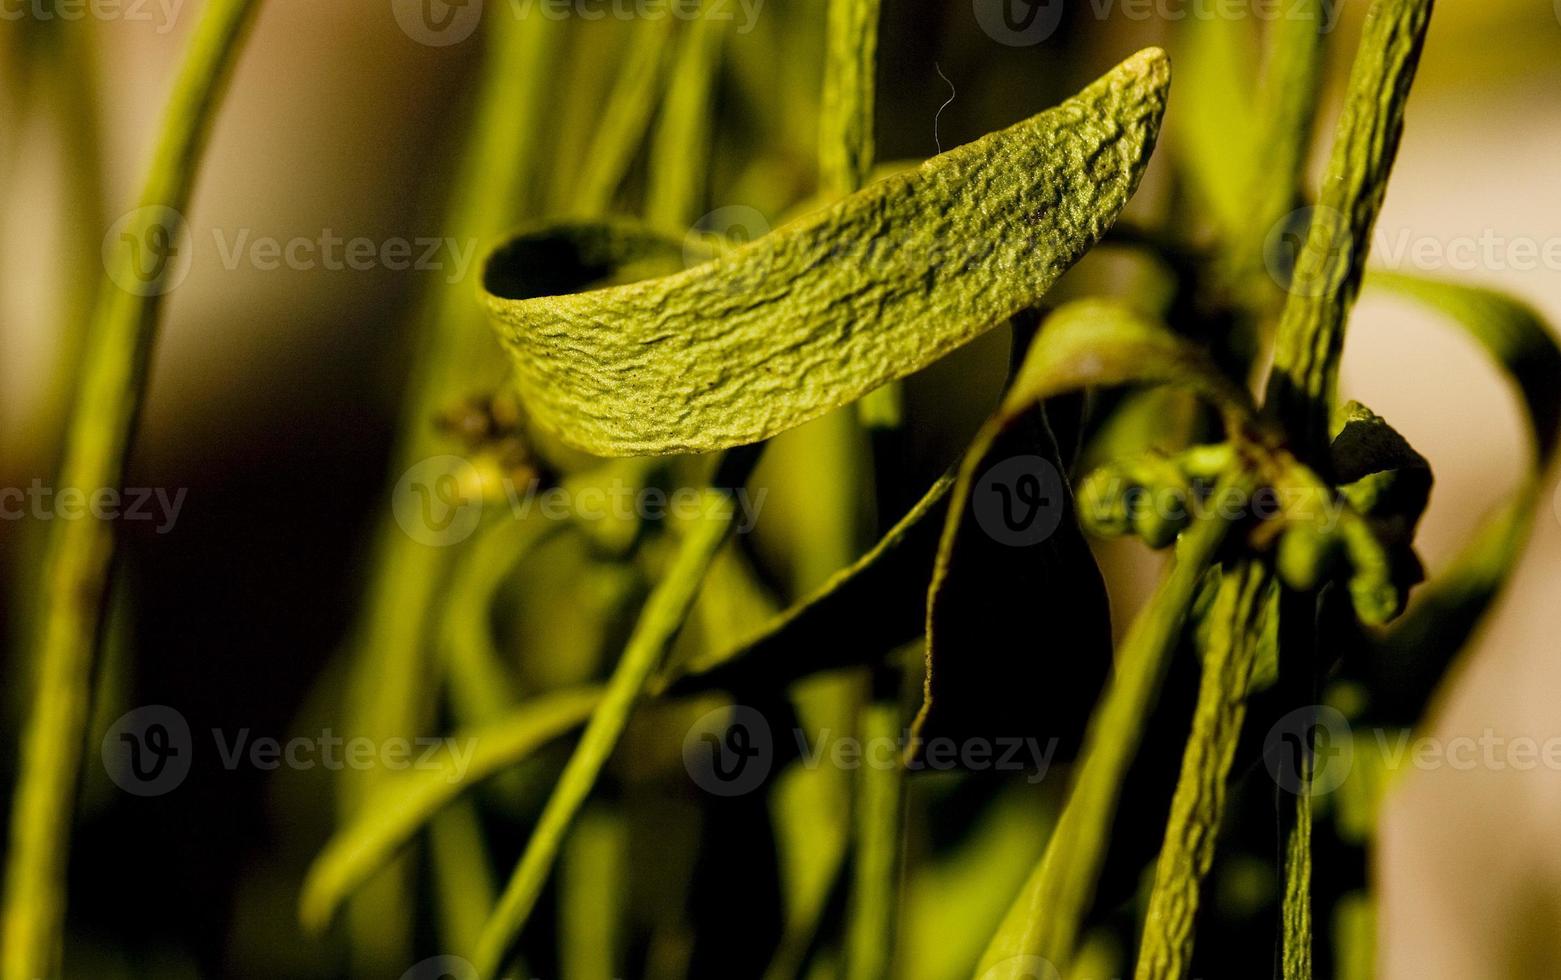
left=482, top=49, right=1172, bottom=456
left=1349, top=272, right=1561, bottom=723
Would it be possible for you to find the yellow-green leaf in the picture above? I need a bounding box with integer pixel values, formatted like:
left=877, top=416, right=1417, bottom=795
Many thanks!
left=481, top=49, right=1172, bottom=457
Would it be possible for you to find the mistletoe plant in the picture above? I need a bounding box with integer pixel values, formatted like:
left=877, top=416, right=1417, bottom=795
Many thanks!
left=5, top=0, right=1557, bottom=978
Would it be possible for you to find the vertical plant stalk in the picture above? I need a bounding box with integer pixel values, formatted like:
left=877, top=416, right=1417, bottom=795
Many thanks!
left=437, top=514, right=570, bottom=733
left=574, top=20, right=677, bottom=217
left=1234, top=0, right=1326, bottom=302
left=8, top=23, right=110, bottom=699
left=845, top=689, right=906, bottom=980
left=428, top=800, right=500, bottom=959
left=820, top=3, right=905, bottom=976
left=1282, top=777, right=1314, bottom=980
left=1143, top=18, right=1324, bottom=966
left=978, top=470, right=1255, bottom=977
left=339, top=16, right=560, bottom=969
left=1332, top=892, right=1374, bottom=980
left=646, top=1, right=726, bottom=232
left=0, top=3, right=261, bottom=977
left=472, top=462, right=757, bottom=977
left=33, top=23, right=108, bottom=466
left=1134, top=564, right=1268, bottom=980
left=819, top=0, right=877, bottom=197
left=760, top=4, right=884, bottom=973
left=1257, top=3, right=1433, bottom=974
left=1263, top=0, right=1436, bottom=461
left=822, top=0, right=900, bottom=433
left=559, top=806, right=627, bottom=980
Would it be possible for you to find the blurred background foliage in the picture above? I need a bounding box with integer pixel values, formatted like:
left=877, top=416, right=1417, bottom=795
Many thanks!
left=1, top=1, right=1559, bottom=977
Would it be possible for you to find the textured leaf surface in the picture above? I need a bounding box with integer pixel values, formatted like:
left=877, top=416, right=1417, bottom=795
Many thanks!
left=1135, top=563, right=1271, bottom=979
left=1264, top=0, right=1437, bottom=458
left=482, top=50, right=1171, bottom=456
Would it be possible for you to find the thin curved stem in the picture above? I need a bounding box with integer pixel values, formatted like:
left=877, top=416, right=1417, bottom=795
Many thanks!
left=473, top=450, right=761, bottom=977
left=2, top=3, right=261, bottom=977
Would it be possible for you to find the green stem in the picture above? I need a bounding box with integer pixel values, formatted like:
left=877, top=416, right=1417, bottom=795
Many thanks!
left=820, top=5, right=905, bottom=977
left=1, top=3, right=260, bottom=977
left=978, top=469, right=1255, bottom=977
left=1282, top=769, right=1314, bottom=979
left=1264, top=0, right=1436, bottom=461
left=1230, top=0, right=1326, bottom=312
left=1134, top=563, right=1269, bottom=980
left=472, top=453, right=760, bottom=977
left=1253, top=7, right=1433, bottom=975
left=33, top=23, right=107, bottom=467
left=646, top=2, right=726, bottom=232
left=429, top=800, right=500, bottom=961
left=845, top=689, right=906, bottom=980
left=574, top=20, right=677, bottom=217
left=559, top=806, right=627, bottom=980
left=820, top=0, right=878, bottom=198
left=339, top=16, right=561, bottom=968
left=1247, top=1, right=1326, bottom=243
